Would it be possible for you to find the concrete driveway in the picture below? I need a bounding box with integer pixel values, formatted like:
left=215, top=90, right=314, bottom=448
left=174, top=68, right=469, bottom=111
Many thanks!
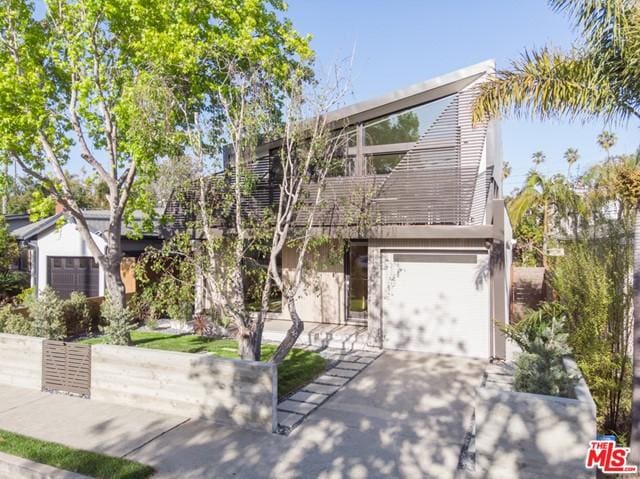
left=130, top=351, right=486, bottom=478
left=270, top=351, right=485, bottom=479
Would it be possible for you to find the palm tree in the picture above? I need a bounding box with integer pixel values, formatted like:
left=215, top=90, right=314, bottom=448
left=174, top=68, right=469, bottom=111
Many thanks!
left=503, top=161, right=512, bottom=180
left=564, top=147, right=580, bottom=177
left=532, top=151, right=546, bottom=168
left=598, top=131, right=618, bottom=162
left=510, top=170, right=578, bottom=268
left=473, top=0, right=640, bottom=453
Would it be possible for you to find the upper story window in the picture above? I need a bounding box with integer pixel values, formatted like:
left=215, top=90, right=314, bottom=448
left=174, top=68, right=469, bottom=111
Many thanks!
left=324, top=94, right=456, bottom=177
left=363, top=95, right=454, bottom=146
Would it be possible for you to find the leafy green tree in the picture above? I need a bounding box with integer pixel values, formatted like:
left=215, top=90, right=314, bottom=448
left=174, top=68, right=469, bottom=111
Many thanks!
left=0, top=215, right=27, bottom=301
left=0, top=0, right=310, bottom=309
left=0, top=0, right=173, bottom=306
left=472, top=0, right=640, bottom=450
left=27, top=190, right=55, bottom=222
left=509, top=170, right=578, bottom=267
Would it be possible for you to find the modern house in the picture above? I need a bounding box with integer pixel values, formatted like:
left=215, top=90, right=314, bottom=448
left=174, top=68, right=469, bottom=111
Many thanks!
left=170, top=61, right=513, bottom=359
left=7, top=207, right=163, bottom=298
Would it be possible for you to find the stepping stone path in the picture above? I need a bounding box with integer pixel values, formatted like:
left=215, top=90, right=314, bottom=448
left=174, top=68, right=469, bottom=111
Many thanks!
left=276, top=348, right=382, bottom=434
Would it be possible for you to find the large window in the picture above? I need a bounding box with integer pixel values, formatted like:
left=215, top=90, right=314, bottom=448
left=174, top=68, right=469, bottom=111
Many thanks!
left=363, top=95, right=454, bottom=146
left=328, top=95, right=455, bottom=177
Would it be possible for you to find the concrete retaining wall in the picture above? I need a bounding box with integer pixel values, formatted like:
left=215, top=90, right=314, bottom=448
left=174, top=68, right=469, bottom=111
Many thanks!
left=91, top=344, right=277, bottom=431
left=0, top=334, right=43, bottom=390
left=475, top=357, right=596, bottom=478
left=0, top=452, right=89, bottom=479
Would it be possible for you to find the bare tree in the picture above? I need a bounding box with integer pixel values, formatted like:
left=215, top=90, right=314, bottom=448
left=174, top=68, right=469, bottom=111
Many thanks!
left=177, top=61, right=352, bottom=361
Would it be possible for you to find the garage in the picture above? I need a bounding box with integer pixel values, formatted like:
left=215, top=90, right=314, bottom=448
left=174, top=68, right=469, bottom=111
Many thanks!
left=382, top=250, right=490, bottom=358
left=47, top=256, right=100, bottom=299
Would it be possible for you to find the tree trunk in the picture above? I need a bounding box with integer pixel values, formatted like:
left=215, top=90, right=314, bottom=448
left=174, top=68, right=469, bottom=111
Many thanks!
left=103, top=221, right=125, bottom=308
left=2, top=162, right=7, bottom=215
left=542, top=199, right=549, bottom=269
left=238, top=323, right=263, bottom=361
left=270, top=297, right=304, bottom=364
left=104, top=257, right=125, bottom=308
left=631, top=203, right=640, bottom=461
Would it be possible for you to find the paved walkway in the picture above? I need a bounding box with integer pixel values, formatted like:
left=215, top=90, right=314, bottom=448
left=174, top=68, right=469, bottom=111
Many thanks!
left=0, top=352, right=486, bottom=478
left=277, top=349, right=382, bottom=431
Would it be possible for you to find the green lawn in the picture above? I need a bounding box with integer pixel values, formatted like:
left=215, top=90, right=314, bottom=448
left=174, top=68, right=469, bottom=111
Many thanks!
left=81, top=331, right=326, bottom=397
left=0, top=429, right=154, bottom=479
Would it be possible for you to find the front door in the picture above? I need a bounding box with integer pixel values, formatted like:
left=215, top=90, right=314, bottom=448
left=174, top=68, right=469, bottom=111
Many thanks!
left=346, top=242, right=368, bottom=324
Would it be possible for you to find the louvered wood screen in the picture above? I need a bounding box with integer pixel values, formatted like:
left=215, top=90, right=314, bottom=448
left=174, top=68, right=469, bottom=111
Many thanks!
left=42, top=340, right=91, bottom=396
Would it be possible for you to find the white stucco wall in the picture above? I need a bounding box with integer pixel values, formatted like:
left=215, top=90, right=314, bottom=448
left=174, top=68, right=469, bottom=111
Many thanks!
left=35, top=222, right=106, bottom=296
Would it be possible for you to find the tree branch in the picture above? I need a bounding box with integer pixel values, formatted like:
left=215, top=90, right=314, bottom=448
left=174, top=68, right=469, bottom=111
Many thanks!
left=69, top=75, right=114, bottom=188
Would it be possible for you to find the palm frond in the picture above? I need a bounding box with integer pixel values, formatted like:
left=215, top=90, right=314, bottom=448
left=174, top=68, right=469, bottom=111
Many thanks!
left=508, top=181, right=542, bottom=228
left=549, top=0, right=632, bottom=49
left=472, top=47, right=635, bottom=124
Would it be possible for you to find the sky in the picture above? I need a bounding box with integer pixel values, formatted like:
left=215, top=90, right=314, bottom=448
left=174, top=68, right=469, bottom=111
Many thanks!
left=284, top=0, right=640, bottom=194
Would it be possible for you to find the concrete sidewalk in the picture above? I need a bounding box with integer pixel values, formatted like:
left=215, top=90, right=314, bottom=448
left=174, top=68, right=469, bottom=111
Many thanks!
left=0, top=385, right=189, bottom=457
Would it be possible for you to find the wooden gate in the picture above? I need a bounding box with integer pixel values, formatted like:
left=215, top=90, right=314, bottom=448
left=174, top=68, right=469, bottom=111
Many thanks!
left=42, top=340, right=91, bottom=396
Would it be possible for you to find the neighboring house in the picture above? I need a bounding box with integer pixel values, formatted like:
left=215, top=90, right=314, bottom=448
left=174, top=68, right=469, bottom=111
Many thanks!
left=168, top=60, right=514, bottom=359
left=7, top=207, right=163, bottom=299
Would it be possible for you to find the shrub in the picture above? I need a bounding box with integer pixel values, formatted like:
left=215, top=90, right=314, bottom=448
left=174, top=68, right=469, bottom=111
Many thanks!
left=27, top=287, right=65, bottom=340
left=63, top=292, right=91, bottom=337
left=127, top=292, right=161, bottom=324
left=514, top=351, right=575, bottom=397
left=552, top=236, right=632, bottom=438
left=503, top=303, right=577, bottom=397
left=100, top=296, right=136, bottom=345
left=15, top=287, right=34, bottom=305
left=502, top=302, right=568, bottom=350
left=166, top=302, right=192, bottom=325
left=0, top=271, right=29, bottom=303
left=193, top=309, right=231, bottom=338
left=0, top=305, right=30, bottom=335
left=144, top=317, right=158, bottom=330
left=134, top=242, right=195, bottom=320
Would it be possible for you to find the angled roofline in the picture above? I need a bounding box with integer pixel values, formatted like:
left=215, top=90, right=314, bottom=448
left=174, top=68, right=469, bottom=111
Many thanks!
left=11, top=213, right=63, bottom=241
left=325, top=59, right=495, bottom=126
left=10, top=208, right=165, bottom=241
left=255, top=60, right=495, bottom=156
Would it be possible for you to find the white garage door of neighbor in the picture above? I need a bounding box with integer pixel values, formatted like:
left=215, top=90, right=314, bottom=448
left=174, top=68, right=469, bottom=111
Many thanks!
left=382, top=251, right=490, bottom=358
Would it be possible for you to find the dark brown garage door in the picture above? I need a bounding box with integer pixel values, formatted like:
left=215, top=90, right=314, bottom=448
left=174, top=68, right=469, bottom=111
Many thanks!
left=47, top=256, right=99, bottom=299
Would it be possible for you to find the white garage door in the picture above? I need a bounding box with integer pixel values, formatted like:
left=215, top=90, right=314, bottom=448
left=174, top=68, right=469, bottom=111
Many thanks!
left=382, top=251, right=490, bottom=358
